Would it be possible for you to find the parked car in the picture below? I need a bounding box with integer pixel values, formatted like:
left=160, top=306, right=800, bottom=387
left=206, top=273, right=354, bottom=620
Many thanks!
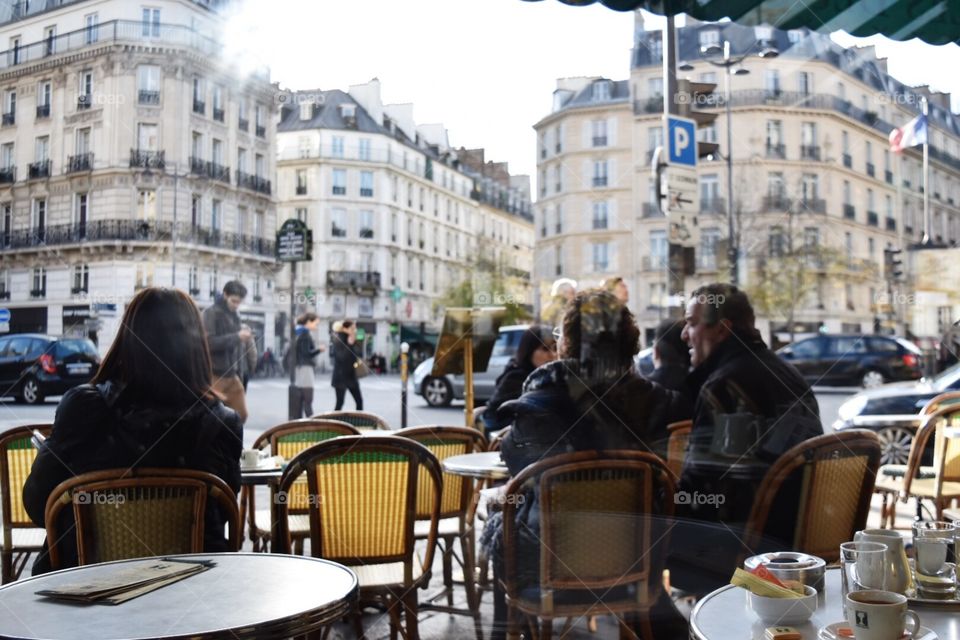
left=777, top=334, right=923, bottom=388
left=0, top=334, right=101, bottom=404
left=413, top=325, right=528, bottom=407
left=833, top=362, right=960, bottom=464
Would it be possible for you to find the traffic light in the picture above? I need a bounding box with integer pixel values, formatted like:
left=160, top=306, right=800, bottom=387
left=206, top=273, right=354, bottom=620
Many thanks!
left=884, top=247, right=904, bottom=281
left=676, top=78, right=719, bottom=159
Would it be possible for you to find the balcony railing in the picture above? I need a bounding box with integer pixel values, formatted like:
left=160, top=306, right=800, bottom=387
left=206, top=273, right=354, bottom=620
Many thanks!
left=28, top=159, right=50, bottom=179
left=0, top=219, right=275, bottom=256
left=212, top=107, right=224, bottom=122
left=77, top=95, right=91, bottom=110
left=2, top=112, right=14, bottom=126
left=843, top=204, right=856, bottom=220
left=866, top=162, right=875, bottom=177
left=842, top=153, right=852, bottom=168
left=360, top=187, right=373, bottom=197
left=295, top=185, right=307, bottom=195
left=885, top=170, right=893, bottom=184
left=255, top=125, right=265, bottom=138
left=797, top=198, right=826, bottom=214
left=238, top=117, right=249, bottom=132
left=326, top=270, right=381, bottom=293
left=35, top=103, right=49, bottom=118
left=0, top=166, right=15, bottom=183
left=332, top=185, right=345, bottom=195
left=886, top=217, right=897, bottom=231
left=592, top=176, right=608, bottom=188
left=236, top=171, right=271, bottom=195
left=189, top=156, right=230, bottom=183
left=0, top=290, right=9, bottom=300
left=765, top=143, right=785, bottom=159
left=592, top=136, right=608, bottom=147
left=867, top=210, right=879, bottom=226
left=641, top=256, right=668, bottom=271
left=800, top=145, right=821, bottom=161
left=762, top=195, right=791, bottom=212
left=138, top=90, right=160, bottom=105
left=68, top=152, right=93, bottom=173
left=700, top=199, right=726, bottom=214
left=193, top=99, right=205, bottom=115
left=129, top=149, right=165, bottom=169
left=642, top=202, right=663, bottom=218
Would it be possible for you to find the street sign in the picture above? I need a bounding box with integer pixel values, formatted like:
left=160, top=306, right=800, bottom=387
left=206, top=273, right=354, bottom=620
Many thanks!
left=390, top=286, right=405, bottom=302
left=666, top=115, right=697, bottom=168
left=664, top=168, right=699, bottom=219
left=276, top=219, right=313, bottom=262
left=0, top=322, right=8, bottom=333
left=0, top=308, right=9, bottom=323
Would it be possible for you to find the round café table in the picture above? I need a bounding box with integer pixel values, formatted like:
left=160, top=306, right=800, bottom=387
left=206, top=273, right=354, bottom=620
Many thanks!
left=443, top=451, right=510, bottom=480
left=0, top=553, right=358, bottom=640
left=690, top=567, right=959, bottom=639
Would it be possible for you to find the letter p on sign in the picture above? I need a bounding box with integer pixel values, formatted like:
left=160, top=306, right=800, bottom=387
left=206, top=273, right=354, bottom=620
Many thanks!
left=666, top=116, right=697, bottom=168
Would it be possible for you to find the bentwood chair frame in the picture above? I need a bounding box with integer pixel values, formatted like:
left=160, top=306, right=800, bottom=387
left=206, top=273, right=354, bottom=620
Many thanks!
left=396, top=425, right=487, bottom=640
left=899, top=405, right=960, bottom=521
left=275, top=435, right=442, bottom=640
left=44, top=467, right=240, bottom=570
left=920, top=391, right=960, bottom=416
left=244, top=418, right=358, bottom=553
left=501, top=450, right=677, bottom=640
left=742, top=430, right=881, bottom=563
left=310, top=411, right=391, bottom=431
left=874, top=411, right=940, bottom=528
left=0, top=424, right=52, bottom=583
left=665, top=419, right=693, bottom=481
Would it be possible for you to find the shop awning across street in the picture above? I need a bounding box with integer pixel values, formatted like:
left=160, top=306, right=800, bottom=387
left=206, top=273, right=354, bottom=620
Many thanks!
left=522, top=0, right=960, bottom=46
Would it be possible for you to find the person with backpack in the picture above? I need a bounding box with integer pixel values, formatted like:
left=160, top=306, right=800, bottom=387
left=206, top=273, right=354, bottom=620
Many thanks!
left=291, top=312, right=324, bottom=419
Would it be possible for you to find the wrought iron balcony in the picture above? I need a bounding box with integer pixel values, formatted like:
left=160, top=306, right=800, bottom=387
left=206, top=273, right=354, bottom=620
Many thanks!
left=800, top=145, right=821, bottom=161
left=843, top=204, right=856, bottom=220
left=326, top=270, right=381, bottom=293
left=765, top=143, right=785, bottom=159
left=77, top=94, right=91, bottom=110
left=189, top=157, right=230, bottom=183
left=295, top=185, right=306, bottom=195
left=867, top=210, right=879, bottom=226
left=68, top=152, right=93, bottom=172
left=762, top=195, right=791, bottom=212
left=130, top=149, right=165, bottom=169
left=238, top=117, right=249, bottom=132
left=886, top=218, right=897, bottom=231
left=212, top=107, right=224, bottom=122
left=255, top=125, right=265, bottom=138
left=236, top=171, right=271, bottom=195
left=2, top=112, right=14, bottom=126
left=138, top=90, right=159, bottom=105
left=592, top=176, right=608, bottom=188
left=592, top=136, right=607, bottom=147
left=798, top=198, right=826, bottom=214
left=35, top=103, right=49, bottom=118
left=885, top=170, right=893, bottom=184
left=0, top=166, right=15, bottom=183
left=193, top=99, right=205, bottom=115
left=842, top=153, right=852, bottom=168
left=28, top=159, right=50, bottom=179
left=700, top=199, right=726, bottom=214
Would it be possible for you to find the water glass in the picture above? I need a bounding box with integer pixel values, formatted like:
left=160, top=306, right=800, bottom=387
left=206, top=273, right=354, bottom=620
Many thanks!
left=913, top=520, right=956, bottom=564
left=840, top=541, right=888, bottom=614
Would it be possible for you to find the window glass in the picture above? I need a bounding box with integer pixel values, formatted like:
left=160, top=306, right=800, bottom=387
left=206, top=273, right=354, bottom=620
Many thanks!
left=789, top=338, right=821, bottom=359
left=7, top=337, right=31, bottom=357
left=0, top=338, right=9, bottom=356
left=868, top=337, right=898, bottom=353
left=828, top=336, right=867, bottom=355
left=56, top=339, right=98, bottom=358
left=25, top=338, right=46, bottom=359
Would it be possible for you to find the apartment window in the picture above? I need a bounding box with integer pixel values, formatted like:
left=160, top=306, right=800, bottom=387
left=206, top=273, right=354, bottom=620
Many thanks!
left=802, top=174, right=819, bottom=200
left=843, top=181, right=852, bottom=204
left=331, top=136, right=344, bottom=158
left=253, top=210, right=263, bottom=239
left=3, top=90, right=14, bottom=125
left=75, top=193, right=88, bottom=238
left=43, top=26, right=56, bottom=56
left=360, top=171, right=374, bottom=197
left=390, top=213, right=398, bottom=242
left=797, top=71, right=811, bottom=96
left=192, top=77, right=205, bottom=114
left=331, top=208, right=346, bottom=237
left=191, top=195, right=201, bottom=228
left=554, top=125, right=562, bottom=153
left=255, top=154, right=264, bottom=178
left=391, top=175, right=398, bottom=202
left=764, top=69, right=781, bottom=96
left=31, top=267, right=46, bottom=297
left=190, top=131, right=202, bottom=158
left=84, top=13, right=99, bottom=44
left=359, top=210, right=374, bottom=239
left=767, top=172, right=785, bottom=197
left=72, top=265, right=89, bottom=293
left=237, top=147, right=247, bottom=173
left=211, top=139, right=223, bottom=166
left=769, top=226, right=786, bottom=257
left=592, top=243, right=610, bottom=272
left=801, top=122, right=818, bottom=158
left=212, top=85, right=224, bottom=121
left=135, top=264, right=154, bottom=291
left=766, top=120, right=783, bottom=156
left=845, top=283, right=855, bottom=311
left=592, top=80, right=611, bottom=101
left=295, top=207, right=307, bottom=222
left=699, top=29, right=720, bottom=48
left=406, top=217, right=413, bottom=246
left=137, top=65, right=160, bottom=104
left=647, top=77, right=663, bottom=98
left=237, top=206, right=248, bottom=235
left=554, top=245, right=563, bottom=275
left=332, top=168, right=346, bottom=195
left=142, top=8, right=160, bottom=37
left=592, top=201, right=608, bottom=229
left=419, top=187, right=424, bottom=211
left=592, top=160, right=609, bottom=188
left=650, top=229, right=667, bottom=268
left=418, top=259, right=425, bottom=290
left=699, top=121, right=717, bottom=144
left=238, top=102, right=248, bottom=129
left=36, top=81, right=51, bottom=118
left=700, top=174, right=720, bottom=209
left=358, top=138, right=371, bottom=161
left=298, top=101, right=312, bottom=120
left=9, top=37, right=20, bottom=66
left=78, top=70, right=93, bottom=109
left=296, top=169, right=307, bottom=195
left=591, top=119, right=608, bottom=146
left=700, top=228, right=720, bottom=269
left=211, top=200, right=222, bottom=232
left=35, top=136, right=49, bottom=162
left=33, top=198, right=46, bottom=240
left=255, top=105, right=265, bottom=136
left=137, top=190, right=156, bottom=221
left=418, top=222, right=425, bottom=249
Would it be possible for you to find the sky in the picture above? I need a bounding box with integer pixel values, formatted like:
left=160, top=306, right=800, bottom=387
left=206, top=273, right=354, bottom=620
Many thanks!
left=224, top=1, right=960, bottom=183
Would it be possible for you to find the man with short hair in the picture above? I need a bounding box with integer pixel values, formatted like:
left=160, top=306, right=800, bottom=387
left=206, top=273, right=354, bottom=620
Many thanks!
left=601, top=276, right=629, bottom=306
left=202, top=280, right=253, bottom=423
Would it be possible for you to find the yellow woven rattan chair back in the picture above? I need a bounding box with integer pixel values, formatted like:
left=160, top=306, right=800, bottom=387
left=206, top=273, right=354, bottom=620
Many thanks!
left=666, top=419, right=693, bottom=481
left=744, top=430, right=881, bottom=563
left=396, top=426, right=487, bottom=519
left=44, top=468, right=240, bottom=569
left=1, top=424, right=52, bottom=583
left=501, top=450, right=677, bottom=630
left=310, top=411, right=391, bottom=432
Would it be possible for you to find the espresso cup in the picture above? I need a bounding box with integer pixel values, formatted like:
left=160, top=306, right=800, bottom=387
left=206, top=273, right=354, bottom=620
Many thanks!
left=845, top=590, right=920, bottom=640
left=241, top=448, right=262, bottom=468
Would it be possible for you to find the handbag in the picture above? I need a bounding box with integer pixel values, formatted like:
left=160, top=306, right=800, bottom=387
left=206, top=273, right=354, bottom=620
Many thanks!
left=353, top=358, right=371, bottom=379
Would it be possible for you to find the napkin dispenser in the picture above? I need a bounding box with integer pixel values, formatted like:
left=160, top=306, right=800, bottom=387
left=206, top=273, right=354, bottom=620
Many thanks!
left=743, top=552, right=826, bottom=595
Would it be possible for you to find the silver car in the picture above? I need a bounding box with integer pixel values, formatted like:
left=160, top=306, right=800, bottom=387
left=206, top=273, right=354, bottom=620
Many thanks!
left=413, top=325, right=529, bottom=407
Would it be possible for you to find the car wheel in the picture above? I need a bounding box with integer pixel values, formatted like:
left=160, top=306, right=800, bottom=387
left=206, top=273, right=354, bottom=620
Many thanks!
left=20, top=376, right=44, bottom=405
left=876, top=426, right=913, bottom=466
left=422, top=377, right=453, bottom=407
left=861, top=370, right=886, bottom=388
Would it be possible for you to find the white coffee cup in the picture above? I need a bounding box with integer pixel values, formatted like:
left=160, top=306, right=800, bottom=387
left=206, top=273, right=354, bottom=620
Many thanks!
left=916, top=537, right=949, bottom=575
left=845, top=590, right=920, bottom=640
left=241, top=448, right=262, bottom=468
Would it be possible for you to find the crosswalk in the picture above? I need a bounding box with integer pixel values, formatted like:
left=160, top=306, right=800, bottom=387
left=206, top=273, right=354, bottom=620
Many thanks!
left=248, top=376, right=406, bottom=392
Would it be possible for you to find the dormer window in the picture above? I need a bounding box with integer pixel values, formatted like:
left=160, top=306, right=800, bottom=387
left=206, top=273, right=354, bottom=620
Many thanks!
left=593, top=81, right=611, bottom=101
left=339, top=103, right=356, bottom=119
left=754, top=25, right=773, bottom=42
left=299, top=101, right=312, bottom=120
left=699, top=30, right=719, bottom=49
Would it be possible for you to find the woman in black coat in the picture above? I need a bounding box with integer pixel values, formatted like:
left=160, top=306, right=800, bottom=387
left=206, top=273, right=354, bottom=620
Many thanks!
left=330, top=320, right=363, bottom=410
left=480, top=326, right=556, bottom=435
left=22, top=287, right=242, bottom=574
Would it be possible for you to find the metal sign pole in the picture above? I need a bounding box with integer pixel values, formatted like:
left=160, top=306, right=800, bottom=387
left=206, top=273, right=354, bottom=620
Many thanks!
left=463, top=328, right=474, bottom=428
left=400, top=341, right=409, bottom=429
left=288, top=262, right=298, bottom=419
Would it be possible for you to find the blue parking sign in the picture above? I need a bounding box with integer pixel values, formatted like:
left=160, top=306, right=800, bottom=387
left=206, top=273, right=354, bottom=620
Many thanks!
left=667, top=116, right=697, bottom=167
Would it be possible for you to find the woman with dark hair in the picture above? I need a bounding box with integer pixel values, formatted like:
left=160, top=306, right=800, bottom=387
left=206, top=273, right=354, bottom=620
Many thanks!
left=480, top=326, right=556, bottom=435
left=292, top=312, right=323, bottom=418
left=331, top=320, right=363, bottom=410
left=22, top=287, right=243, bottom=574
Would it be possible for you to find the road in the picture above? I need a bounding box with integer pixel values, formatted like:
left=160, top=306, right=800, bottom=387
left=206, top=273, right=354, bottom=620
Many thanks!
left=1, top=373, right=856, bottom=440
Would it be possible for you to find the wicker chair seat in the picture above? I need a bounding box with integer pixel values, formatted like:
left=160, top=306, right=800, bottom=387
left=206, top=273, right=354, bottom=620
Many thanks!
left=414, top=516, right=461, bottom=538
left=11, top=528, right=45, bottom=548
left=349, top=560, right=427, bottom=588
left=880, top=464, right=935, bottom=479
left=254, top=511, right=309, bottom=535
left=899, top=478, right=960, bottom=500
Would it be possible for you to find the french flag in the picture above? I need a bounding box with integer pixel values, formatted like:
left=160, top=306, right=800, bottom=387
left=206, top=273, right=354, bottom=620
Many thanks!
left=889, top=114, right=928, bottom=153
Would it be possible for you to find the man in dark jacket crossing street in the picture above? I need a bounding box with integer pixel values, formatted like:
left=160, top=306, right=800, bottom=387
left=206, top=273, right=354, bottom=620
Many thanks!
left=202, top=280, right=253, bottom=423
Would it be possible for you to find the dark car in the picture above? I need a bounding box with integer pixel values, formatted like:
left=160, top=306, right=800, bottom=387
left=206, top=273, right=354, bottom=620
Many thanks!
left=0, top=334, right=101, bottom=404
left=777, top=334, right=923, bottom=388
left=833, top=363, right=960, bottom=464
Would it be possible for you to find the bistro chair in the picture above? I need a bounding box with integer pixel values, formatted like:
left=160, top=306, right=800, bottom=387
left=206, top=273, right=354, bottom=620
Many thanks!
left=44, top=468, right=240, bottom=570
left=898, top=405, right=960, bottom=522
left=275, top=435, right=442, bottom=640
left=665, top=419, right=693, bottom=481
left=1, top=424, right=52, bottom=583
left=396, top=425, right=487, bottom=640
left=501, top=450, right=677, bottom=640
left=243, top=418, right=358, bottom=553
left=741, top=430, right=881, bottom=563
left=920, top=391, right=960, bottom=415
left=873, top=413, right=939, bottom=528
left=311, top=410, right=391, bottom=431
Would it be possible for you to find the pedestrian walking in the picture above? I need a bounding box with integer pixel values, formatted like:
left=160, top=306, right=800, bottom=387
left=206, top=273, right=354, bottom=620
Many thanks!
left=291, top=312, right=324, bottom=418
left=202, top=280, right=253, bottom=423
left=331, top=320, right=363, bottom=410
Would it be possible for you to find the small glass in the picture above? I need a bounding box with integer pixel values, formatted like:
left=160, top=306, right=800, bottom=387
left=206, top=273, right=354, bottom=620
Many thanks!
left=914, top=521, right=956, bottom=564
left=914, top=521, right=957, bottom=598
left=840, top=541, right=888, bottom=614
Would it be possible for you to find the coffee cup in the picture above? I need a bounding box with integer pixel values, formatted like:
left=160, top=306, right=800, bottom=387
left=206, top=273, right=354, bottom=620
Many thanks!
left=241, top=448, right=262, bottom=468
left=845, top=590, right=920, bottom=640
left=916, top=537, right=949, bottom=575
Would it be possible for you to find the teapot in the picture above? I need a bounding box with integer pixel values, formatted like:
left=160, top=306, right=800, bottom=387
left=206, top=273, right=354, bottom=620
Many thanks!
left=854, top=528, right=912, bottom=594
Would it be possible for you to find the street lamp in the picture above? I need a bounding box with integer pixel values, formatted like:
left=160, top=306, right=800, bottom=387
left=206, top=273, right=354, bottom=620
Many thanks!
left=680, top=40, right=778, bottom=286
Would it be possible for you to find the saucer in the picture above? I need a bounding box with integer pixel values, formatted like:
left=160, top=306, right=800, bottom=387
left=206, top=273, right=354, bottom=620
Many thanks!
left=240, top=456, right=283, bottom=471
left=818, top=621, right=938, bottom=640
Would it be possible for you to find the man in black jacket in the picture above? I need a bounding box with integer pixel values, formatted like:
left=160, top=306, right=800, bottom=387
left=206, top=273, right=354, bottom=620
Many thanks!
left=202, top=281, right=252, bottom=422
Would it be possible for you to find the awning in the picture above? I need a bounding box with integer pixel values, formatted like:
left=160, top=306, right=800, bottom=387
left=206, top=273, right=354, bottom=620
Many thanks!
left=521, top=1, right=960, bottom=46
left=400, top=324, right=439, bottom=347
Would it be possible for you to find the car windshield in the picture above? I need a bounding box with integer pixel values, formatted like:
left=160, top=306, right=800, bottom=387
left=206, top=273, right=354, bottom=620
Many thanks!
left=933, top=362, right=960, bottom=391
left=895, top=338, right=923, bottom=354
left=55, top=339, right=99, bottom=359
